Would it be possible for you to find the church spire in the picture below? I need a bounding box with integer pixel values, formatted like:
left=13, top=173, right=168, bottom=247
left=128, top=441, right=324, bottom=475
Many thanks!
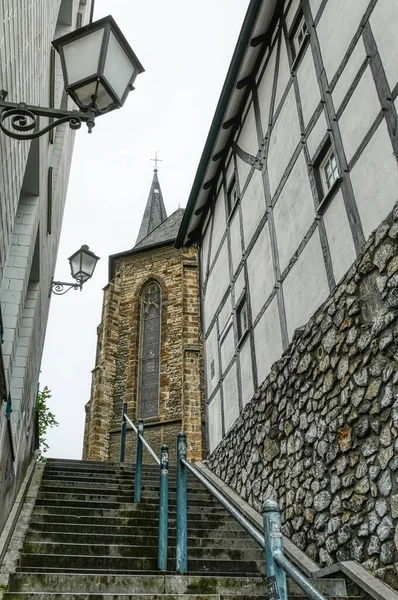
left=135, top=162, right=167, bottom=246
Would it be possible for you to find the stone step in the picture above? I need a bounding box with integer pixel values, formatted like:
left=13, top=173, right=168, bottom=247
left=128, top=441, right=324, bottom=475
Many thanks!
left=7, top=573, right=267, bottom=595
left=3, top=596, right=355, bottom=600
left=43, top=464, right=171, bottom=475
left=38, top=485, right=218, bottom=505
left=22, top=542, right=263, bottom=564
left=42, top=473, right=205, bottom=489
left=31, top=507, right=234, bottom=523
left=7, top=572, right=349, bottom=597
left=27, top=523, right=250, bottom=538
left=36, top=494, right=220, bottom=509
left=18, top=554, right=261, bottom=575
left=25, top=532, right=261, bottom=550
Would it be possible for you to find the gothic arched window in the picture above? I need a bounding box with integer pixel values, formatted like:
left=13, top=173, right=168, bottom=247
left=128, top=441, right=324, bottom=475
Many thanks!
left=139, top=282, right=161, bottom=418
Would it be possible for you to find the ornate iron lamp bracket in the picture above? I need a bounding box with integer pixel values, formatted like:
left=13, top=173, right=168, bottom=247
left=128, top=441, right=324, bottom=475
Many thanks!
left=50, top=279, right=82, bottom=296
left=0, top=90, right=96, bottom=140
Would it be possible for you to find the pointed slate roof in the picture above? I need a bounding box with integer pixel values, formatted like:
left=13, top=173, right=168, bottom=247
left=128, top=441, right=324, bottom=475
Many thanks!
left=135, top=170, right=167, bottom=245
left=134, top=208, right=185, bottom=250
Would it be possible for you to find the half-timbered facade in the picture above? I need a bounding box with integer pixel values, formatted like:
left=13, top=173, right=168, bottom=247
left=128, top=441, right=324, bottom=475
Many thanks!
left=177, top=0, right=398, bottom=453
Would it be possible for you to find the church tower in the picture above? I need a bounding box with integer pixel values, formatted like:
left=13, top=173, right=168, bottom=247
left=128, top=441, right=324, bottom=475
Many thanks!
left=83, top=167, right=204, bottom=463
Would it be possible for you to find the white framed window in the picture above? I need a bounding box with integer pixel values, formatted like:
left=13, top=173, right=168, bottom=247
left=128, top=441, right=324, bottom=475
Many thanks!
left=292, top=15, right=308, bottom=57
left=320, top=147, right=339, bottom=194
left=237, top=297, right=249, bottom=341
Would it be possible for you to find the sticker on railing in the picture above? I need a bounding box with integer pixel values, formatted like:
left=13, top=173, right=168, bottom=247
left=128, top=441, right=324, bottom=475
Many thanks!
left=270, top=519, right=282, bottom=538
left=268, top=575, right=280, bottom=600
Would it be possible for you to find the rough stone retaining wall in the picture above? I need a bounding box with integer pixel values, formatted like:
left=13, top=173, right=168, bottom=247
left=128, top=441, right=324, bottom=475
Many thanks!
left=208, top=204, right=398, bottom=589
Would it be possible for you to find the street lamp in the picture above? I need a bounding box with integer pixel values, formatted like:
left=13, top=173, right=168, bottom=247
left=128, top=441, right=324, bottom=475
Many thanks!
left=0, top=15, right=144, bottom=140
left=51, top=245, right=100, bottom=296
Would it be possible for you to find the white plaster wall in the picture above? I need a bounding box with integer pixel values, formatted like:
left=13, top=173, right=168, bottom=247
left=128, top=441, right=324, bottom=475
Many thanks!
left=237, top=103, right=259, bottom=158
left=229, top=210, right=242, bottom=276
left=218, top=295, right=232, bottom=337
left=274, top=152, right=315, bottom=272
left=208, top=391, right=222, bottom=453
left=339, top=66, right=381, bottom=163
left=223, top=363, right=239, bottom=434
left=205, top=324, right=219, bottom=397
left=317, top=0, right=369, bottom=82
left=332, top=39, right=366, bottom=113
left=239, top=337, right=254, bottom=407
left=236, top=157, right=253, bottom=195
left=209, top=187, right=226, bottom=265
left=370, top=0, right=398, bottom=92
left=200, top=219, right=211, bottom=281
left=241, top=169, right=266, bottom=247
left=309, top=0, right=323, bottom=20
left=257, top=44, right=277, bottom=131
left=307, top=111, right=328, bottom=159
left=247, top=222, right=274, bottom=321
left=220, top=326, right=235, bottom=375
left=204, top=240, right=230, bottom=330
left=274, top=36, right=290, bottom=113
left=351, top=120, right=398, bottom=239
left=254, top=295, right=282, bottom=386
left=297, top=47, right=321, bottom=128
left=323, top=191, right=356, bottom=284
left=268, top=87, right=301, bottom=196
left=226, top=157, right=235, bottom=186
left=283, top=229, right=329, bottom=341
left=234, top=269, right=245, bottom=304
left=285, top=0, right=300, bottom=31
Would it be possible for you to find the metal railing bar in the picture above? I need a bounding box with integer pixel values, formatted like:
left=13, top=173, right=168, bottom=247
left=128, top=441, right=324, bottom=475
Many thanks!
left=181, top=457, right=265, bottom=548
left=274, top=552, right=327, bottom=600
left=181, top=457, right=327, bottom=600
left=124, top=412, right=160, bottom=466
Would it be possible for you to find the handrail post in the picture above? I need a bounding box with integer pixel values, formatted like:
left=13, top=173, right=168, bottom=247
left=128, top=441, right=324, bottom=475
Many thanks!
left=176, top=432, right=187, bottom=573
left=158, top=444, right=169, bottom=571
left=263, top=500, right=287, bottom=600
left=119, top=402, right=127, bottom=463
left=134, top=418, right=144, bottom=503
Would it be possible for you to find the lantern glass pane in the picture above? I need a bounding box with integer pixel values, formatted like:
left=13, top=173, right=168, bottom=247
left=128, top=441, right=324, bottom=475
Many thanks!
left=103, top=31, right=135, bottom=99
left=74, top=80, right=114, bottom=110
left=69, top=253, right=82, bottom=279
left=63, top=27, right=104, bottom=86
left=81, top=251, right=98, bottom=277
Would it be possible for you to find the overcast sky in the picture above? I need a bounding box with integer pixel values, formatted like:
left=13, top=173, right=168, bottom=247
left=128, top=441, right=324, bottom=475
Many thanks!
left=40, top=0, right=250, bottom=458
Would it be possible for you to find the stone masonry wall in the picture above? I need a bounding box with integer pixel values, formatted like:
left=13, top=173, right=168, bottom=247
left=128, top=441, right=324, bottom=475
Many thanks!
left=208, top=203, right=398, bottom=589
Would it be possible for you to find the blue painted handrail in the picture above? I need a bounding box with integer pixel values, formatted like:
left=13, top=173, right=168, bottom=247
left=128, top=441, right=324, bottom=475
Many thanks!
left=176, top=432, right=187, bottom=573
left=158, top=444, right=169, bottom=571
left=120, top=411, right=168, bottom=571
left=120, top=402, right=127, bottom=462
left=176, top=431, right=327, bottom=600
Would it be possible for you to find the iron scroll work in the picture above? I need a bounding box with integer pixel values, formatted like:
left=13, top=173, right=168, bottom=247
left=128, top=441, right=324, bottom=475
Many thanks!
left=50, top=280, right=81, bottom=296
left=0, top=90, right=96, bottom=140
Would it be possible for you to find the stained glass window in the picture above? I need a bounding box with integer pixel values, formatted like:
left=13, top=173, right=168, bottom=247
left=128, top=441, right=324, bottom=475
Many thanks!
left=139, top=282, right=161, bottom=418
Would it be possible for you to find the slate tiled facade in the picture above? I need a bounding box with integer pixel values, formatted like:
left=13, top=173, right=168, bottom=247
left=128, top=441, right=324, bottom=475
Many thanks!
left=0, top=0, right=92, bottom=535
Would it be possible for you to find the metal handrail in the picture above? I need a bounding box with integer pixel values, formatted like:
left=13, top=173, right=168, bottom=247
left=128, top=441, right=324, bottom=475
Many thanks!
left=119, top=404, right=169, bottom=571
left=124, top=413, right=160, bottom=466
left=176, top=432, right=327, bottom=600
left=181, top=457, right=264, bottom=547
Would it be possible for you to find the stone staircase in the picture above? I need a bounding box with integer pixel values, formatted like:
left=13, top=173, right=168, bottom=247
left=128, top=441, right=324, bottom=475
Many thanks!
left=2, top=458, right=360, bottom=599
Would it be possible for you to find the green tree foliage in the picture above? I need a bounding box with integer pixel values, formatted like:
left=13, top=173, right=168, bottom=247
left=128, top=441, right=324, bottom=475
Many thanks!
left=37, top=386, right=58, bottom=457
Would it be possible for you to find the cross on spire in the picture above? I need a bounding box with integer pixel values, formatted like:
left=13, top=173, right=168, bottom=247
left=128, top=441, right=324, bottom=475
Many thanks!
left=150, top=150, right=162, bottom=172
